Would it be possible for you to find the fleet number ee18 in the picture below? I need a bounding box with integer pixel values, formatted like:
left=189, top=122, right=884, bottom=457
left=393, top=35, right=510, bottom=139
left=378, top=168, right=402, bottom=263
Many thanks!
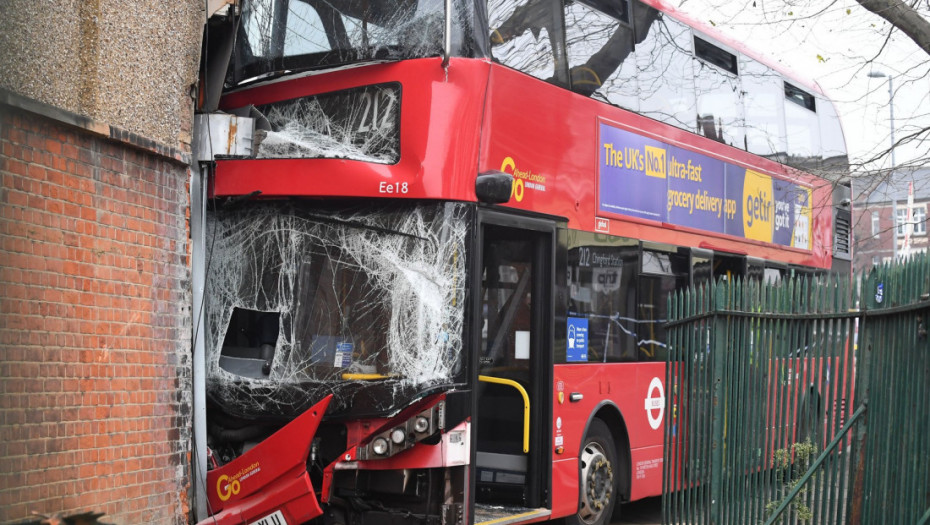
left=379, top=182, right=409, bottom=194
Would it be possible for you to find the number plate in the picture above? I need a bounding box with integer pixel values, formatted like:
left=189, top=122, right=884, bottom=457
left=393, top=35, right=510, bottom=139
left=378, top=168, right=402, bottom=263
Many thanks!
left=249, top=510, right=287, bottom=525
left=257, top=83, right=401, bottom=163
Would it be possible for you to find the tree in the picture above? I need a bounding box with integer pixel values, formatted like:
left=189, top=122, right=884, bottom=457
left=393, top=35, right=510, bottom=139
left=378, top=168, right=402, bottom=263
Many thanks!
left=675, top=0, right=930, bottom=272
left=674, top=0, right=930, bottom=174
left=856, top=0, right=930, bottom=56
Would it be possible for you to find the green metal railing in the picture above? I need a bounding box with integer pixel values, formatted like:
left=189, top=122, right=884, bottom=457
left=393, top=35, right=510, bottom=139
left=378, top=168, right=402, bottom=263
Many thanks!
left=852, top=257, right=930, bottom=524
left=663, top=254, right=930, bottom=524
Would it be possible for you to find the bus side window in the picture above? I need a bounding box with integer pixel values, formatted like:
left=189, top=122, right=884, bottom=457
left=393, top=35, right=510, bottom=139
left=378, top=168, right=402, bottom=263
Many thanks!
left=692, top=251, right=713, bottom=288
left=564, top=233, right=639, bottom=363
left=635, top=11, right=696, bottom=131
left=784, top=82, right=822, bottom=169
left=637, top=248, right=689, bottom=362
left=693, top=36, right=744, bottom=148
left=741, top=58, right=788, bottom=161
left=747, top=258, right=765, bottom=282
left=562, top=0, right=638, bottom=109
left=488, top=0, right=567, bottom=86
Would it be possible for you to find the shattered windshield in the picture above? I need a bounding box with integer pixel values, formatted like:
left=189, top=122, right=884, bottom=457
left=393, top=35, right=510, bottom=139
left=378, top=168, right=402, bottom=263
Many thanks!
left=205, top=201, right=470, bottom=418
left=250, top=83, right=402, bottom=163
left=230, top=0, right=454, bottom=85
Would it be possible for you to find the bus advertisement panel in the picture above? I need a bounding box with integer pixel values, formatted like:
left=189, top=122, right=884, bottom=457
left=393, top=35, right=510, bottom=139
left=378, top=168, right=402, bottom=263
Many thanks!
left=598, top=121, right=813, bottom=250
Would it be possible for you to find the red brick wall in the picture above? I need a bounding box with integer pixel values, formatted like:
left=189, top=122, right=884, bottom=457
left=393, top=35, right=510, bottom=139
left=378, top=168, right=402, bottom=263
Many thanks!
left=0, top=106, right=192, bottom=523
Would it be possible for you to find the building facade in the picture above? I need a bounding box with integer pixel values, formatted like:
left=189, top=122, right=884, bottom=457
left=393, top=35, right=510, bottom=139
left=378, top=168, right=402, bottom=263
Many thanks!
left=854, top=168, right=930, bottom=273
left=0, top=1, right=203, bottom=523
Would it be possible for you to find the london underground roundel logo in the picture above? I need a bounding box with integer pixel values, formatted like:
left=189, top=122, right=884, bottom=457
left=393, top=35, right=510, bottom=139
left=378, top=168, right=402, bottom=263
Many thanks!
left=644, top=377, right=666, bottom=430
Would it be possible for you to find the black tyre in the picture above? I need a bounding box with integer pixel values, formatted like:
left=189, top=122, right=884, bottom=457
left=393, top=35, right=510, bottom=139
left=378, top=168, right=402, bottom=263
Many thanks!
left=563, top=418, right=618, bottom=525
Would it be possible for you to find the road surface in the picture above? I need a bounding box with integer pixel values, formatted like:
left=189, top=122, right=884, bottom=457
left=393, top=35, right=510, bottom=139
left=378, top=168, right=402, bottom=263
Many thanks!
left=613, top=496, right=662, bottom=525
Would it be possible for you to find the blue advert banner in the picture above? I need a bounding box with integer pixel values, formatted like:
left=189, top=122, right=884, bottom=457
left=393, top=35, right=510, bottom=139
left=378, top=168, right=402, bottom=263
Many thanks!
left=598, top=122, right=812, bottom=250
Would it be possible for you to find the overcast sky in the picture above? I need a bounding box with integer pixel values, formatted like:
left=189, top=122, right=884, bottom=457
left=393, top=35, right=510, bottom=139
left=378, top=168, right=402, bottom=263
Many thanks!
left=672, top=0, right=930, bottom=175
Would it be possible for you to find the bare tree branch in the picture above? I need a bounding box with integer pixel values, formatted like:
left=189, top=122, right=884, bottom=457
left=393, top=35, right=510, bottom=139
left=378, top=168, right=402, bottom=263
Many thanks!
left=856, top=0, right=930, bottom=56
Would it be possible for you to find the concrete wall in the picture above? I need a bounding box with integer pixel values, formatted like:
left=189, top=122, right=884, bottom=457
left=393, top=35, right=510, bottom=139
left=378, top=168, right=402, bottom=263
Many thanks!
left=0, top=0, right=203, bottom=149
left=0, top=0, right=203, bottom=522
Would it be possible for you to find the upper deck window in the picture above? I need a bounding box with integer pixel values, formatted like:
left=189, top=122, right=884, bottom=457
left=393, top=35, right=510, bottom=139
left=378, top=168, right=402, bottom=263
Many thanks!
left=741, top=57, right=788, bottom=161
left=575, top=0, right=631, bottom=24
left=635, top=12, right=696, bottom=130
left=785, top=82, right=816, bottom=111
left=488, top=0, right=568, bottom=86
left=784, top=81, right=821, bottom=165
left=819, top=96, right=848, bottom=166
left=693, top=36, right=737, bottom=75
left=693, top=36, right=743, bottom=146
left=280, top=2, right=329, bottom=55
left=230, top=0, right=479, bottom=86
left=563, top=0, right=636, bottom=102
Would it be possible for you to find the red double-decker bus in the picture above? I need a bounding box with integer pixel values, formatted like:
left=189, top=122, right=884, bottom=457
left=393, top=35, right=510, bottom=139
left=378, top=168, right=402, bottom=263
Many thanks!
left=194, top=0, right=851, bottom=523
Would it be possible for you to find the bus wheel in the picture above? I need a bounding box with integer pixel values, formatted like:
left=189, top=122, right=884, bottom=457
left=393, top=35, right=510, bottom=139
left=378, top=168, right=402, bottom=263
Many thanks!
left=569, top=419, right=617, bottom=525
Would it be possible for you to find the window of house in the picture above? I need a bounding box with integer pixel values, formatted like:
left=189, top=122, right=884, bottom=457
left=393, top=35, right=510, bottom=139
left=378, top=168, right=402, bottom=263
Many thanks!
left=897, top=205, right=926, bottom=236
left=913, top=205, right=927, bottom=235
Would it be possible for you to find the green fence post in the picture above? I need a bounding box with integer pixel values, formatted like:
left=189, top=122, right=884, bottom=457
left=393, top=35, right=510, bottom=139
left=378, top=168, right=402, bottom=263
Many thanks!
left=709, top=282, right=727, bottom=525
left=848, top=273, right=874, bottom=525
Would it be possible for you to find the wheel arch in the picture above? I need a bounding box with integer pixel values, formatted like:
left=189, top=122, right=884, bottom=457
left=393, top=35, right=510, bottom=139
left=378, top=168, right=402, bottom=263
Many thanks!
left=582, top=401, right=632, bottom=503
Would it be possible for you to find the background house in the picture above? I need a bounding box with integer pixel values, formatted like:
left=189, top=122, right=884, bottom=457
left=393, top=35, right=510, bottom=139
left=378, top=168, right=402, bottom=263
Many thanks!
left=853, top=168, right=930, bottom=273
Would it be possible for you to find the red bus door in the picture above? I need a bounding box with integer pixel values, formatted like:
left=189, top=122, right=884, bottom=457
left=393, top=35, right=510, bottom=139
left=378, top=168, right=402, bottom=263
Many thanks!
left=473, top=212, right=555, bottom=523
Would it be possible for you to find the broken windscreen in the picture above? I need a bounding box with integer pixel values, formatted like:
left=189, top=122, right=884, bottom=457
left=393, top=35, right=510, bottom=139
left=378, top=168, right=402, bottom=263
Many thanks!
left=205, top=201, right=470, bottom=418
left=229, top=0, right=483, bottom=86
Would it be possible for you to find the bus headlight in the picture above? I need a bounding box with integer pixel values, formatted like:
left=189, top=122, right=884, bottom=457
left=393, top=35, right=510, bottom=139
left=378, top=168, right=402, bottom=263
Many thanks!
left=357, top=399, right=445, bottom=460
left=371, top=437, right=389, bottom=456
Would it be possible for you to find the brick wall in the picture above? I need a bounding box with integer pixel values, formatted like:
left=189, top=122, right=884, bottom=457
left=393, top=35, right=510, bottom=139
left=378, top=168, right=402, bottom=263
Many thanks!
left=0, top=104, right=192, bottom=523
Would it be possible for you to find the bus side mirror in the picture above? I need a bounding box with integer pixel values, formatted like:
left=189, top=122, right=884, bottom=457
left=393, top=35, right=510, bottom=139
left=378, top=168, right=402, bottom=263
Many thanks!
left=475, top=171, right=514, bottom=204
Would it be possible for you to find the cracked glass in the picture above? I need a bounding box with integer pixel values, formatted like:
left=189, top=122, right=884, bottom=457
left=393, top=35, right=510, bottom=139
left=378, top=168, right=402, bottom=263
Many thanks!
left=230, top=0, right=481, bottom=86
left=253, top=83, right=402, bottom=163
left=204, top=201, right=470, bottom=418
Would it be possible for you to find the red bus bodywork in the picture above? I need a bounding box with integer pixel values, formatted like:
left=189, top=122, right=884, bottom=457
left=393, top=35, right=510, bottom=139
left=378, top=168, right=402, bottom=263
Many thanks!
left=216, top=58, right=834, bottom=270
left=202, top=40, right=842, bottom=521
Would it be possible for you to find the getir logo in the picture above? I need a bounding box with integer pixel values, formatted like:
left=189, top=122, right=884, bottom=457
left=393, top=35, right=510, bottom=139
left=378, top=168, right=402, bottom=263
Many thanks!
left=742, top=170, right=774, bottom=243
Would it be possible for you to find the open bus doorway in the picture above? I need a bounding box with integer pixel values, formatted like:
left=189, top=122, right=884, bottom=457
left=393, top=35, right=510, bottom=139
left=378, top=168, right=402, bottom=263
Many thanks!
left=472, top=213, right=555, bottom=522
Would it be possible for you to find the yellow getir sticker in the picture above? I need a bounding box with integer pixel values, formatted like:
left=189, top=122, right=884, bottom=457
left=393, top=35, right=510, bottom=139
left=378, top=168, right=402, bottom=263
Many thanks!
left=742, top=169, right=774, bottom=243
